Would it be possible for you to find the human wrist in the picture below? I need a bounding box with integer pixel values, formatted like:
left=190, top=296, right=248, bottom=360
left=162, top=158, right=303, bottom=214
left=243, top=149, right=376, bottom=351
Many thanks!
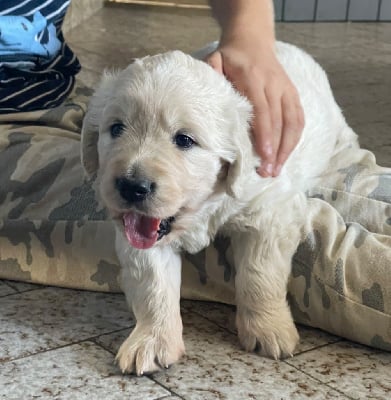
left=211, top=0, right=275, bottom=46
left=219, top=24, right=276, bottom=54
left=219, top=12, right=275, bottom=51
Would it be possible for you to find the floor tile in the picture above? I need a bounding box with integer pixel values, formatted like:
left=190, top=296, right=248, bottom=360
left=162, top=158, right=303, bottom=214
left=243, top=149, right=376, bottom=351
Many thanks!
left=93, top=326, right=130, bottom=356
left=76, top=67, right=102, bottom=88
left=286, top=341, right=391, bottom=399
left=182, top=300, right=341, bottom=354
left=181, top=300, right=237, bottom=333
left=157, top=397, right=183, bottom=400
left=66, top=5, right=219, bottom=63
left=154, top=312, right=347, bottom=400
left=0, top=287, right=134, bottom=362
left=71, top=45, right=133, bottom=73
left=4, top=280, right=45, bottom=293
left=0, top=341, right=170, bottom=400
left=0, top=281, right=16, bottom=297
left=295, top=325, right=342, bottom=353
left=95, top=311, right=348, bottom=399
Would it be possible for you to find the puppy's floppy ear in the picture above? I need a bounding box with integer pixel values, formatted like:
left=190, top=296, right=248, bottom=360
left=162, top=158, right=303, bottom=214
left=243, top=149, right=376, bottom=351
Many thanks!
left=81, top=71, right=118, bottom=177
left=224, top=97, right=254, bottom=199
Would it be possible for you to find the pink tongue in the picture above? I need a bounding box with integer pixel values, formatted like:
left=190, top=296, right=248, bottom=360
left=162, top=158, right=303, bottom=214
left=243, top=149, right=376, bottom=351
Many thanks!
left=123, top=212, right=161, bottom=250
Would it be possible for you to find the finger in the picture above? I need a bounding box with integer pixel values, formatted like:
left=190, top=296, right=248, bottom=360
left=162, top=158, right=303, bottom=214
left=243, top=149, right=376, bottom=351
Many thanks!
left=252, top=86, right=283, bottom=177
left=251, top=98, right=275, bottom=177
left=274, top=94, right=304, bottom=176
left=265, top=89, right=283, bottom=160
left=205, top=51, right=223, bottom=74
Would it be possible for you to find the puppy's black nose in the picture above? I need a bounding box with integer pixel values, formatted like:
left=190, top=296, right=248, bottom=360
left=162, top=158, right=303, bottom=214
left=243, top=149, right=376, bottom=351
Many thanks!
left=115, top=177, right=156, bottom=203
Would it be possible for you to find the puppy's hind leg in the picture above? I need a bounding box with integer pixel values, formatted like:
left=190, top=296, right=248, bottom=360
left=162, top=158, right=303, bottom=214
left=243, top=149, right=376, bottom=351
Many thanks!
left=115, top=238, right=184, bottom=375
left=232, top=198, right=304, bottom=359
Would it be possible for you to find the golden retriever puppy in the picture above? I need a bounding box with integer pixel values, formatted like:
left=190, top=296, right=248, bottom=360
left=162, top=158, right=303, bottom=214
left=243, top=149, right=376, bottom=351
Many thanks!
left=81, top=42, right=358, bottom=375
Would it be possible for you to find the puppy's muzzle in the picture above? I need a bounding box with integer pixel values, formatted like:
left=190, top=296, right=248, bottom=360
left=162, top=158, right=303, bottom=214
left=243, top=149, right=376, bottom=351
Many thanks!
left=115, top=177, right=156, bottom=204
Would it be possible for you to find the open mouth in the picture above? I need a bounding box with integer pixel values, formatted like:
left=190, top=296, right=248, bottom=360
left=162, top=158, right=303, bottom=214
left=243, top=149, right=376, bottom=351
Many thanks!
left=122, top=211, right=175, bottom=250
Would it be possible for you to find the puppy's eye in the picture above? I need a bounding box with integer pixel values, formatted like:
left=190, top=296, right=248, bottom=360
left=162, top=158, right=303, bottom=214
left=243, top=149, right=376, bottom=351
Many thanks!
left=174, top=131, right=196, bottom=149
left=110, top=123, right=125, bottom=138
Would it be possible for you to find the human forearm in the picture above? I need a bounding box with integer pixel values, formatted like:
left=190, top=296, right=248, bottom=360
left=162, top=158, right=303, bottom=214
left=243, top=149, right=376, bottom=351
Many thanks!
left=207, top=0, right=304, bottom=177
left=209, top=0, right=275, bottom=48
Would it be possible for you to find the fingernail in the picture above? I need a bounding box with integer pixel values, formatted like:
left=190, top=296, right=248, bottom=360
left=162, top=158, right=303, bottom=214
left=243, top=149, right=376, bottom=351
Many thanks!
left=256, top=167, right=266, bottom=177
left=256, top=167, right=264, bottom=176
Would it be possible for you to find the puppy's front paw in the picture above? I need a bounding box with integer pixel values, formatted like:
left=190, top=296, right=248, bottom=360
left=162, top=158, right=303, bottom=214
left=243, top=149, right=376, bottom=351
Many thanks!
left=116, top=324, right=185, bottom=375
left=236, top=305, right=299, bottom=359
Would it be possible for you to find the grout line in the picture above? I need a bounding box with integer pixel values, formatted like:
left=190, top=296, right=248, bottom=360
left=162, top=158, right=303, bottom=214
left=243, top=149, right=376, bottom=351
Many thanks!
left=346, top=0, right=351, bottom=21
left=89, top=326, right=135, bottom=355
left=288, top=339, right=344, bottom=358
left=377, top=0, right=383, bottom=20
left=184, top=306, right=345, bottom=357
left=90, top=330, right=186, bottom=398
left=2, top=279, right=46, bottom=293
left=313, top=0, right=319, bottom=21
left=0, top=285, right=47, bottom=298
left=283, top=356, right=356, bottom=400
left=90, top=329, right=186, bottom=399
left=1, top=280, right=16, bottom=289
left=182, top=305, right=237, bottom=336
left=148, top=377, right=186, bottom=400
left=0, top=281, right=18, bottom=296
left=281, top=0, right=286, bottom=21
left=0, top=326, right=135, bottom=365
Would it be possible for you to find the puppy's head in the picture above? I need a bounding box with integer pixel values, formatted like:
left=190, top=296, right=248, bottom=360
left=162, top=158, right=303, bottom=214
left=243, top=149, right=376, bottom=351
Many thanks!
left=81, top=50, right=254, bottom=249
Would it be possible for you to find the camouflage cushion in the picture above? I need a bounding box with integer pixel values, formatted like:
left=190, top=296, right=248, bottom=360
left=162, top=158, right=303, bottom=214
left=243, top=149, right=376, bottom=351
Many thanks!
left=0, top=82, right=390, bottom=351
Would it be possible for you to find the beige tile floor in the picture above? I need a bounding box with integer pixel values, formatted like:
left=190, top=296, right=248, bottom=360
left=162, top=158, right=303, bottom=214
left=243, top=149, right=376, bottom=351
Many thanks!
left=1, top=4, right=390, bottom=400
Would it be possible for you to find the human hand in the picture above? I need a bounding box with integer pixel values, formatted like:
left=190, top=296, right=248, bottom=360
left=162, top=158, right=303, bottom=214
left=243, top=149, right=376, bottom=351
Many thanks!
left=206, top=39, right=305, bottom=177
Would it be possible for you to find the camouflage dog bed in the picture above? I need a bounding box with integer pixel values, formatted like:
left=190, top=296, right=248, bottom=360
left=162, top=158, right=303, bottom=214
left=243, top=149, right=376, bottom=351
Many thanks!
left=0, top=82, right=390, bottom=351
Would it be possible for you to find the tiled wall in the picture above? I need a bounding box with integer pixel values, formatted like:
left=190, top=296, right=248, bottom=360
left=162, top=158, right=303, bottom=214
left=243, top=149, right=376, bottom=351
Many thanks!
left=274, top=0, right=391, bottom=21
